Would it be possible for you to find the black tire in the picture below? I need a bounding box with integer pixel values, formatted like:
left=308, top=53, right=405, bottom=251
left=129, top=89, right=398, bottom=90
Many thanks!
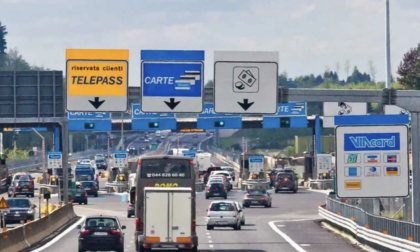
left=7, top=193, right=10, bottom=197
left=78, top=248, right=86, bottom=252
left=127, top=214, right=131, bottom=218
left=274, top=190, right=278, bottom=193
left=241, top=220, right=245, bottom=225
left=79, top=202, right=82, bottom=205
left=233, top=223, right=240, bottom=230
left=94, top=193, right=98, bottom=198
left=206, top=225, right=213, bottom=230
left=84, top=200, right=88, bottom=205
left=139, top=245, right=150, bottom=252
left=224, top=196, right=227, bottom=199
left=293, top=189, right=297, bottom=193
left=31, top=193, right=35, bottom=197
left=205, top=196, right=209, bottom=199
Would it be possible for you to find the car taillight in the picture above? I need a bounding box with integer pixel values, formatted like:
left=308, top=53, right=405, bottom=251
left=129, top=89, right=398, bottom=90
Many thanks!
left=221, top=187, right=225, bottom=192
left=262, top=195, right=266, bottom=199
left=228, top=178, right=231, bottom=181
left=81, top=230, right=91, bottom=235
left=192, top=219, right=196, bottom=232
left=92, top=186, right=97, bottom=190
left=206, top=187, right=210, bottom=192
left=270, top=175, right=274, bottom=179
left=275, top=182, right=278, bottom=186
left=135, top=218, right=144, bottom=231
left=129, top=203, right=134, bottom=207
left=29, top=185, right=34, bottom=189
left=15, top=186, right=20, bottom=189
left=205, top=172, right=208, bottom=176
left=110, top=230, right=121, bottom=236
left=84, top=193, right=88, bottom=197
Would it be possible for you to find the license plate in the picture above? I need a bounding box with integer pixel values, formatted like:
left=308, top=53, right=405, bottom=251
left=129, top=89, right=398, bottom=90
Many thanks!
left=217, top=221, right=227, bottom=225
left=94, top=232, right=107, bottom=236
left=14, top=214, right=20, bottom=216
left=251, top=201, right=258, bottom=203
left=213, top=193, right=220, bottom=195
left=76, top=194, right=82, bottom=197
left=161, top=245, right=175, bottom=248
left=282, top=187, right=289, bottom=189
left=23, top=189, right=28, bottom=191
left=85, top=188, right=91, bottom=190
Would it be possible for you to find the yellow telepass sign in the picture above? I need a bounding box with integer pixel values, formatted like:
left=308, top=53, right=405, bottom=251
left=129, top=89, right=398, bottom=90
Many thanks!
left=66, top=49, right=129, bottom=112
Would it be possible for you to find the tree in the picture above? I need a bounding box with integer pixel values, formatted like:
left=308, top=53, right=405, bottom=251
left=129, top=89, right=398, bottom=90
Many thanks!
left=368, top=60, right=377, bottom=84
left=2, top=48, right=31, bottom=71
left=0, top=21, right=7, bottom=69
left=335, top=62, right=340, bottom=80
left=397, top=44, right=420, bottom=90
left=205, top=80, right=213, bottom=88
left=285, top=146, right=295, bottom=157
left=344, top=60, right=350, bottom=79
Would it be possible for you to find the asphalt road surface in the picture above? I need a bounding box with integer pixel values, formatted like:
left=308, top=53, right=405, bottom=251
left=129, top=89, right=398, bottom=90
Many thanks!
left=36, top=133, right=362, bottom=252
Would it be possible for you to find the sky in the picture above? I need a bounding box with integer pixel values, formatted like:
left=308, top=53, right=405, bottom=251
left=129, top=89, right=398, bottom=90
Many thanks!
left=1, top=0, right=420, bottom=86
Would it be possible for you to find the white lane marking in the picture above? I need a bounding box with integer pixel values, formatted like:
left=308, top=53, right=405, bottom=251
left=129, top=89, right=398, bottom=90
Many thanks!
left=276, top=219, right=313, bottom=222
left=300, top=244, right=311, bottom=247
left=277, top=225, right=286, bottom=227
left=207, top=236, right=211, bottom=239
left=31, top=215, right=86, bottom=252
left=208, top=240, right=212, bottom=243
left=268, top=221, right=307, bottom=252
left=209, top=244, right=214, bottom=248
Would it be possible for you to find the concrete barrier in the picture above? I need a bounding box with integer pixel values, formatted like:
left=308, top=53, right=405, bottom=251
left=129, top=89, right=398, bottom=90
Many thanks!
left=195, top=182, right=205, bottom=192
left=0, top=203, right=77, bottom=252
left=310, top=179, right=333, bottom=190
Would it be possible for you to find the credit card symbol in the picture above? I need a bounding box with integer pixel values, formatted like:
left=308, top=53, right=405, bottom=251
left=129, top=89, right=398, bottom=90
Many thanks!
left=345, top=154, right=360, bottom=164
left=385, top=167, right=399, bottom=176
left=385, top=154, right=399, bottom=163
left=365, top=154, right=380, bottom=163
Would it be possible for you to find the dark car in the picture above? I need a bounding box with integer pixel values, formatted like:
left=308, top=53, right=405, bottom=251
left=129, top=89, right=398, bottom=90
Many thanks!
left=73, top=183, right=88, bottom=204
left=127, top=202, right=135, bottom=218
left=274, top=171, right=298, bottom=193
left=203, top=166, right=223, bottom=184
left=77, top=215, right=125, bottom=252
left=205, top=182, right=228, bottom=199
left=1, top=198, right=36, bottom=227
left=80, top=181, right=99, bottom=197
left=95, top=158, right=108, bottom=170
left=8, top=179, right=35, bottom=197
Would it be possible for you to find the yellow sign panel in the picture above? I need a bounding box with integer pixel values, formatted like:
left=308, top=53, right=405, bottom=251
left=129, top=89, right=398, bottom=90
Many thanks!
left=67, top=61, right=127, bottom=96
left=345, top=181, right=361, bottom=189
left=154, top=183, right=179, bottom=188
left=179, top=129, right=204, bottom=133
left=3, top=128, right=13, bottom=132
left=0, top=197, right=10, bottom=209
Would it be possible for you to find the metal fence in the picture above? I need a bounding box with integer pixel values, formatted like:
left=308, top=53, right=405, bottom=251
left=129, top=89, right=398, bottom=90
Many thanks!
left=326, top=195, right=420, bottom=242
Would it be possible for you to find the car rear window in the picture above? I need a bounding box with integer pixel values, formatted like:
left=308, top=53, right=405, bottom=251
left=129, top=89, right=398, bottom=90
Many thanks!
left=222, top=167, right=234, bottom=172
left=140, top=159, right=191, bottom=178
left=210, top=183, right=224, bottom=188
left=248, top=190, right=266, bottom=195
left=210, top=202, right=235, bottom=211
left=278, top=174, right=293, bottom=180
left=81, top=182, right=95, bottom=187
left=18, top=181, right=32, bottom=186
left=7, top=199, right=30, bottom=208
left=86, top=218, right=118, bottom=228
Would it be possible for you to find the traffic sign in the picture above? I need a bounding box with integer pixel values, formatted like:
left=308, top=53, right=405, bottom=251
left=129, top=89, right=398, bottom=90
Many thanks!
left=48, top=152, right=63, bottom=169
left=335, top=125, right=409, bottom=198
left=262, top=117, right=308, bottom=129
left=0, top=197, right=10, bottom=212
left=68, top=120, right=112, bottom=132
left=68, top=112, right=111, bottom=120
left=2, top=127, right=47, bottom=132
left=198, top=103, right=238, bottom=118
left=249, top=155, right=264, bottom=173
left=264, top=102, right=307, bottom=117
left=213, top=51, right=278, bottom=114
left=66, top=49, right=129, bottom=112
left=140, top=50, right=204, bottom=113
left=113, top=151, right=128, bottom=168
left=132, top=104, right=175, bottom=119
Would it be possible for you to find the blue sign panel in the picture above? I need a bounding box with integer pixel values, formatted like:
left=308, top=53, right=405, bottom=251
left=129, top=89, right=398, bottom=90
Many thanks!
left=132, top=104, right=174, bottom=119
left=142, top=62, right=203, bottom=97
left=344, top=133, right=400, bottom=151
left=182, top=150, right=197, bottom=154
left=68, top=112, right=111, bottom=120
left=335, top=114, right=409, bottom=126
left=183, top=152, right=196, bottom=158
left=197, top=118, right=242, bottom=130
left=131, top=118, right=177, bottom=131
left=47, top=152, right=62, bottom=159
left=198, top=103, right=239, bottom=118
left=68, top=120, right=112, bottom=132
left=262, top=117, right=308, bottom=129
left=140, top=50, right=204, bottom=113
left=3, top=127, right=47, bottom=132
left=264, top=102, right=307, bottom=117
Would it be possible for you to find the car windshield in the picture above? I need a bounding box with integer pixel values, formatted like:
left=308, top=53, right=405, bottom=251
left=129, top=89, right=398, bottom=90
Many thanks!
left=222, top=167, right=234, bottom=172
left=86, top=218, right=118, bottom=229
left=248, top=190, right=266, bottom=195
left=81, top=182, right=95, bottom=187
left=96, top=159, right=105, bottom=163
left=6, top=199, right=30, bottom=208
left=210, top=202, right=235, bottom=211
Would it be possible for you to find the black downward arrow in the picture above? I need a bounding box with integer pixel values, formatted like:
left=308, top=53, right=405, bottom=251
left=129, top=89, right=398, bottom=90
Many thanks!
left=164, top=98, right=181, bottom=110
left=89, top=97, right=105, bottom=109
left=237, top=99, right=254, bottom=111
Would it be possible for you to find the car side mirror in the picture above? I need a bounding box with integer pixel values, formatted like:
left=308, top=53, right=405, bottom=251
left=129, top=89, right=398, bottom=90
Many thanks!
left=122, top=225, right=126, bottom=230
left=76, top=225, right=81, bottom=229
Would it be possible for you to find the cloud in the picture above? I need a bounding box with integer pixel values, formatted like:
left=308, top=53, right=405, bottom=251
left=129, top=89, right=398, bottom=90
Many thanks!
left=290, top=3, right=317, bottom=19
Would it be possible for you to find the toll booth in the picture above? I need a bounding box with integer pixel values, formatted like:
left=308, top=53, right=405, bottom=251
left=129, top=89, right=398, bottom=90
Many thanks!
left=240, top=154, right=250, bottom=180
left=303, top=152, right=314, bottom=181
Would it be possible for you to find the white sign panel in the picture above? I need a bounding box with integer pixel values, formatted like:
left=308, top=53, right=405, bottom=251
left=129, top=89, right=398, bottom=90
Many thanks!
left=0, top=133, right=3, bottom=156
left=317, top=154, right=332, bottom=174
left=213, top=51, right=278, bottom=114
left=113, top=151, right=128, bottom=168
left=47, top=152, right=63, bottom=169
left=323, top=102, right=367, bottom=128
left=384, top=105, right=410, bottom=115
left=249, top=155, right=264, bottom=173
left=335, top=125, right=409, bottom=198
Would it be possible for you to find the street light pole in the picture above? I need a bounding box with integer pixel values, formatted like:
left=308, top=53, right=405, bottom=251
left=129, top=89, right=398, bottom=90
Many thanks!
left=32, top=128, right=45, bottom=171
left=385, top=0, right=392, bottom=88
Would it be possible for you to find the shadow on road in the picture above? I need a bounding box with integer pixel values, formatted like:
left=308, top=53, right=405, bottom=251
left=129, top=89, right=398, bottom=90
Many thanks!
left=200, top=250, right=266, bottom=252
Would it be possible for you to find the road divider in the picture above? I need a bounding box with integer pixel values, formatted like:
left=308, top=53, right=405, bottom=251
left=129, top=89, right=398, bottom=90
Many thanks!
left=0, top=203, right=78, bottom=252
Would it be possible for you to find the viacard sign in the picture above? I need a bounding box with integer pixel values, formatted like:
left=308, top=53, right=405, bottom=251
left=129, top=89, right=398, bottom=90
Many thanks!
left=344, top=133, right=400, bottom=151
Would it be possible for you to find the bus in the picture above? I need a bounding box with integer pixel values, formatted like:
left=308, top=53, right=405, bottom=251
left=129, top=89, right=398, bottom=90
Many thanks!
left=134, top=155, right=197, bottom=252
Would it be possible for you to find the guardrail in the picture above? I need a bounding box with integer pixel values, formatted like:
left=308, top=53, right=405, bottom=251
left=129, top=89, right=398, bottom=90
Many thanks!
left=0, top=203, right=78, bottom=252
left=320, top=196, right=420, bottom=252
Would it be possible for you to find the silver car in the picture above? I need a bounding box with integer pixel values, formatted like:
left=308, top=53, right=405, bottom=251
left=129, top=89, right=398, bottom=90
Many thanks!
left=242, top=189, right=272, bottom=208
left=206, top=200, right=242, bottom=230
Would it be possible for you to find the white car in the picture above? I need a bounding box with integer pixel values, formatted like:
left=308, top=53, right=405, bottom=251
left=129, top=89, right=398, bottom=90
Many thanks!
left=206, top=200, right=242, bottom=230
left=211, top=171, right=234, bottom=190
left=209, top=174, right=230, bottom=191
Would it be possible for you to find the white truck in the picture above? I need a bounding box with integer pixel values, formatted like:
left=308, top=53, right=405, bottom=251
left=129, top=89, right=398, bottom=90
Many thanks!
left=196, top=152, right=212, bottom=176
left=139, top=187, right=197, bottom=252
